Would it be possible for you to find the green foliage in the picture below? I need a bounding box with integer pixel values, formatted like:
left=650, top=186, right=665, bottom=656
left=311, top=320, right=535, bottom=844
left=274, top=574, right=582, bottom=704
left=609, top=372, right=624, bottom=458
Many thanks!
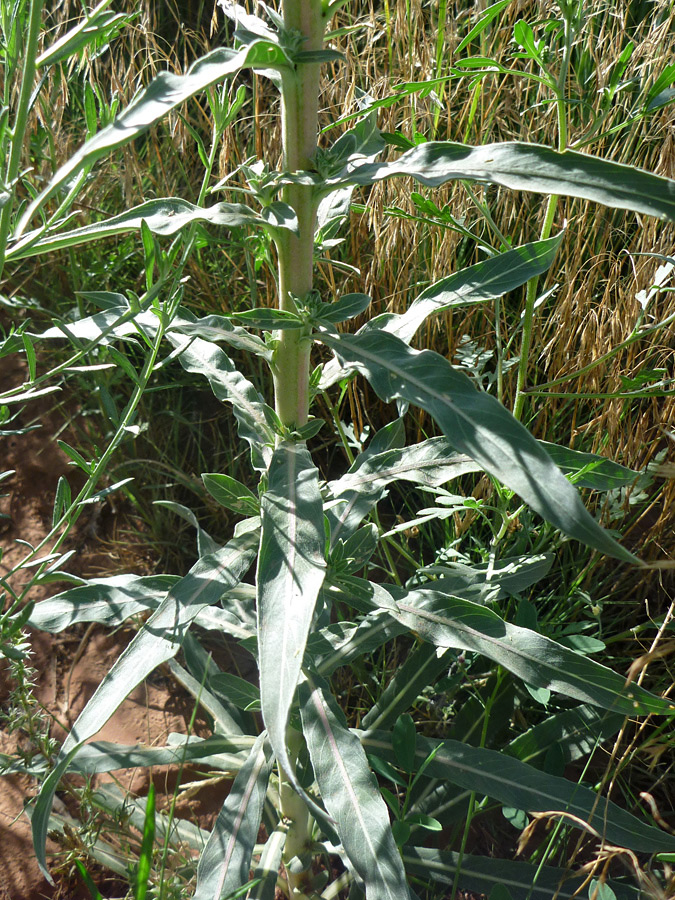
left=1, top=1, right=675, bottom=899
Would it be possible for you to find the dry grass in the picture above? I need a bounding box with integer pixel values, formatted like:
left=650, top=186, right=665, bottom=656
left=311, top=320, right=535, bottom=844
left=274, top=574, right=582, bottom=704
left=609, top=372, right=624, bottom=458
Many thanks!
left=27, top=0, right=675, bottom=582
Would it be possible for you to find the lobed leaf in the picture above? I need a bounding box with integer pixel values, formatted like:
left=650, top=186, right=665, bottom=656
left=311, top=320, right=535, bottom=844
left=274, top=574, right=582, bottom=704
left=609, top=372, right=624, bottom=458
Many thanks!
left=319, top=329, right=638, bottom=563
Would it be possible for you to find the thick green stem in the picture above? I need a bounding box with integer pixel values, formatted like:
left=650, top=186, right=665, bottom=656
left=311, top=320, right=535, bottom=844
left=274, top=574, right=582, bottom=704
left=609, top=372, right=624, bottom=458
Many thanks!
left=272, top=0, right=328, bottom=431
left=279, top=729, right=314, bottom=899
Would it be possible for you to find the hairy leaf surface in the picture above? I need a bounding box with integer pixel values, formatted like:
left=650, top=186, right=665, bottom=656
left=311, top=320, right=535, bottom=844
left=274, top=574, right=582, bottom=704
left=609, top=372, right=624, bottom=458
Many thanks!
left=363, top=731, right=675, bottom=852
left=194, top=733, right=274, bottom=900
left=257, top=444, right=325, bottom=804
left=300, top=674, right=410, bottom=900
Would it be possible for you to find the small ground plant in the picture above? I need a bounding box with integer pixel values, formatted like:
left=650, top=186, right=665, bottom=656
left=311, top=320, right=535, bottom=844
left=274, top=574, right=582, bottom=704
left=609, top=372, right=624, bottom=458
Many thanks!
left=2, top=0, right=675, bottom=898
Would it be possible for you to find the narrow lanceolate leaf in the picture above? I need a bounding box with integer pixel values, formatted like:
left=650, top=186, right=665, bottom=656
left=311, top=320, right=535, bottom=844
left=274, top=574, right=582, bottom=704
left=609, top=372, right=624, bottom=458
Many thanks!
left=193, top=732, right=274, bottom=900
left=393, top=588, right=673, bottom=716
left=15, top=41, right=292, bottom=234
left=165, top=332, right=275, bottom=471
left=319, top=329, right=637, bottom=563
left=31, top=525, right=258, bottom=878
left=27, top=575, right=179, bottom=632
left=321, top=235, right=564, bottom=386
left=299, top=674, right=410, bottom=900
left=327, top=437, right=478, bottom=545
left=402, top=847, right=639, bottom=900
left=505, top=706, right=625, bottom=769
left=363, top=731, right=675, bottom=853
left=324, top=141, right=675, bottom=222
left=7, top=199, right=296, bottom=260
left=257, top=444, right=325, bottom=801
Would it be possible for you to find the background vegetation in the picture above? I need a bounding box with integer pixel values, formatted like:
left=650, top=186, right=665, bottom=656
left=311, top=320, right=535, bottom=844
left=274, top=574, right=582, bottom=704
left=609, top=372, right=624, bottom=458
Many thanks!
left=1, top=0, right=673, bottom=897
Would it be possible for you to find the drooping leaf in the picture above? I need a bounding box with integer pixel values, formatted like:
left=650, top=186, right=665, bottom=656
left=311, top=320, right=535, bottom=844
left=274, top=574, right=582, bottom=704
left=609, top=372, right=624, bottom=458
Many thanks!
left=363, top=731, right=675, bottom=853
left=319, top=329, right=637, bottom=563
left=392, top=588, right=673, bottom=715
left=27, top=575, right=180, bottom=632
left=8, top=199, right=296, bottom=261
left=299, top=673, right=411, bottom=900
left=256, top=444, right=326, bottom=806
left=323, top=141, right=675, bottom=222
left=164, top=331, right=275, bottom=471
left=326, top=436, right=477, bottom=545
left=193, top=732, right=274, bottom=900
left=167, top=315, right=272, bottom=361
left=31, top=524, right=258, bottom=878
left=321, top=234, right=565, bottom=387
left=15, top=41, right=293, bottom=233
left=402, top=847, right=639, bottom=900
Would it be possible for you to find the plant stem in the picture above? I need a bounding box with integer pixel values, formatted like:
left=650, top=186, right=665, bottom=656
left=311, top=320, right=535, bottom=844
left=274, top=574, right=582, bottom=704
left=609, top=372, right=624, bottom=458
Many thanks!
left=512, top=10, right=575, bottom=421
left=272, top=0, right=328, bottom=432
left=0, top=0, right=44, bottom=280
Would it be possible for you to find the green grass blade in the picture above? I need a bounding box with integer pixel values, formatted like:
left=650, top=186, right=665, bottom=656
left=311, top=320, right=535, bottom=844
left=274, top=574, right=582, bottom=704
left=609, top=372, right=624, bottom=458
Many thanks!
left=327, top=141, right=675, bottom=222
left=299, top=673, right=410, bottom=900
left=319, top=329, right=637, bottom=563
left=257, top=444, right=326, bottom=804
left=363, top=731, right=675, bottom=853
left=135, top=782, right=155, bottom=900
left=193, top=733, right=274, bottom=900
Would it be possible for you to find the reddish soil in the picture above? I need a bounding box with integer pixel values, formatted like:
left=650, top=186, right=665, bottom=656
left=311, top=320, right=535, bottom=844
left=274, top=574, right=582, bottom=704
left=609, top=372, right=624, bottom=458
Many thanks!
left=0, top=356, right=200, bottom=899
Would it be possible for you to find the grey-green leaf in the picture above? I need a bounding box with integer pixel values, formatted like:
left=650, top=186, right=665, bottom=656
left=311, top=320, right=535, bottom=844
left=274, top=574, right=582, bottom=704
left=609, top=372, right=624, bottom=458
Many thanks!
left=257, top=444, right=326, bottom=805
left=299, top=673, right=411, bottom=900
left=31, top=524, right=258, bottom=877
left=327, top=436, right=477, bottom=545
left=319, top=329, right=637, bottom=563
left=393, top=588, right=673, bottom=715
left=16, top=42, right=292, bottom=233
left=363, top=731, right=675, bottom=853
left=320, top=235, right=564, bottom=389
left=27, top=575, right=179, bottom=632
left=325, top=141, right=675, bottom=222
left=8, top=199, right=287, bottom=261
left=193, top=732, right=274, bottom=900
